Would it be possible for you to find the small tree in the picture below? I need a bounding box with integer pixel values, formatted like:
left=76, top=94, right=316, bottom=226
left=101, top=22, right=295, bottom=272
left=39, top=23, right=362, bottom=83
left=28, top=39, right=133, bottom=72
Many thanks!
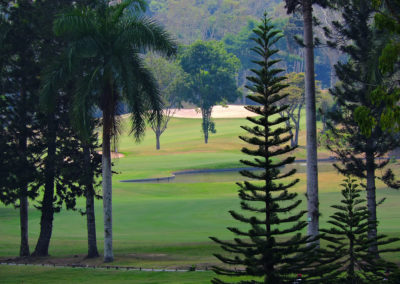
left=278, top=72, right=323, bottom=147
left=210, top=14, right=315, bottom=284
left=179, top=40, right=240, bottom=144
left=318, top=177, right=400, bottom=283
left=278, top=72, right=305, bottom=147
left=145, top=53, right=188, bottom=150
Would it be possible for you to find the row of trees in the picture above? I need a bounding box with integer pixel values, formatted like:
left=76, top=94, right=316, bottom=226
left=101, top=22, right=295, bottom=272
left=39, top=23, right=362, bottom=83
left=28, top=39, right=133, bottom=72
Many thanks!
left=0, top=0, right=325, bottom=263
left=0, top=0, right=104, bottom=258
left=0, top=0, right=177, bottom=263
left=211, top=9, right=400, bottom=283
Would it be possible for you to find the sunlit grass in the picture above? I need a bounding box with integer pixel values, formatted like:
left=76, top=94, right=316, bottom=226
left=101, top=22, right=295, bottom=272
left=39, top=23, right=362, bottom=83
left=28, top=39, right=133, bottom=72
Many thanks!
left=0, top=115, right=399, bottom=282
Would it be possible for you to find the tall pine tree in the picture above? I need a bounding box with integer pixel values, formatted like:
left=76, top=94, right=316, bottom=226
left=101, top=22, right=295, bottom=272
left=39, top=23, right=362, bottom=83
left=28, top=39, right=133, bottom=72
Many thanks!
left=325, top=0, right=399, bottom=255
left=0, top=0, right=42, bottom=257
left=210, top=14, right=315, bottom=284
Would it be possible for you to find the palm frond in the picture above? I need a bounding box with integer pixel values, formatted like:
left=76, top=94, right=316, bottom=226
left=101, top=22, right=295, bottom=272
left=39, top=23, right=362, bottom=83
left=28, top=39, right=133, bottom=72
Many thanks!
left=116, top=16, right=177, bottom=57
left=118, top=50, right=163, bottom=141
left=54, top=7, right=97, bottom=40
left=111, top=0, right=147, bottom=21
left=39, top=49, right=76, bottom=112
left=71, top=66, right=102, bottom=142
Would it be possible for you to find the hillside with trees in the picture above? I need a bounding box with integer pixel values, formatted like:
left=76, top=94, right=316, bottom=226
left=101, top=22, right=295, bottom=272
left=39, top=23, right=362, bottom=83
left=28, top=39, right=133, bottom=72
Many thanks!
left=146, top=0, right=341, bottom=88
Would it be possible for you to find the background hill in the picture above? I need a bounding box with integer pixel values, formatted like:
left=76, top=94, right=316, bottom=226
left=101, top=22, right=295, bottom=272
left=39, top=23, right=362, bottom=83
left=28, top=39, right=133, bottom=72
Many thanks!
left=146, top=0, right=342, bottom=88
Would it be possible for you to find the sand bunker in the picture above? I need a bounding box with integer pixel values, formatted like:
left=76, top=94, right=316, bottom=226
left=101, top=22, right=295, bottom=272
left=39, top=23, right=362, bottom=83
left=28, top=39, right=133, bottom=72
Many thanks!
left=97, top=151, right=125, bottom=159
left=119, top=105, right=257, bottom=120
left=171, top=105, right=257, bottom=119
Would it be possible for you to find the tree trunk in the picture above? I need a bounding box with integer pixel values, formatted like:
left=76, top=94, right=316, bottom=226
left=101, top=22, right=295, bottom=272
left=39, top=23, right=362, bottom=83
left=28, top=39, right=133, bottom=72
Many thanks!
left=302, top=0, right=319, bottom=244
left=83, top=145, right=99, bottom=258
left=156, top=130, right=161, bottom=150
left=202, top=107, right=212, bottom=144
left=18, top=90, right=30, bottom=257
left=294, top=120, right=300, bottom=147
left=366, top=146, right=378, bottom=256
left=32, top=114, right=56, bottom=257
left=19, top=193, right=30, bottom=257
left=293, top=104, right=302, bottom=147
left=102, top=117, right=114, bottom=263
left=202, top=114, right=209, bottom=144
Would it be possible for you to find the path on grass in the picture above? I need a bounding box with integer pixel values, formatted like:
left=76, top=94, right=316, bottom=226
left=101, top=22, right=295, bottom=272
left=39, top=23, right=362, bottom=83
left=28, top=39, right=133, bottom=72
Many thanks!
left=0, top=262, right=210, bottom=272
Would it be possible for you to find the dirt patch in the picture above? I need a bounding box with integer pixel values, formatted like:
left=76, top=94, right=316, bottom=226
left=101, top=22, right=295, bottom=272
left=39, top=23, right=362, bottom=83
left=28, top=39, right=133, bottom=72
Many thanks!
left=119, top=105, right=257, bottom=119
left=172, top=105, right=258, bottom=119
left=97, top=151, right=125, bottom=159
left=0, top=256, right=217, bottom=271
left=0, top=255, right=103, bottom=267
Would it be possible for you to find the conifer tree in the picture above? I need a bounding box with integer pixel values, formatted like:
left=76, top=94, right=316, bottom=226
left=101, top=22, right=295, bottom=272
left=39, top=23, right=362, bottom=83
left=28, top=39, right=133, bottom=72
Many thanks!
left=318, top=177, right=400, bottom=283
left=325, top=0, right=399, bottom=255
left=210, top=14, right=314, bottom=284
left=0, top=0, right=42, bottom=257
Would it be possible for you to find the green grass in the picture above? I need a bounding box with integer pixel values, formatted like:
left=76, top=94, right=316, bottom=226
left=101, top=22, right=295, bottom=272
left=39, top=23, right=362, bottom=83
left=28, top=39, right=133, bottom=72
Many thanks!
left=0, top=266, right=215, bottom=284
left=1, top=116, right=399, bottom=282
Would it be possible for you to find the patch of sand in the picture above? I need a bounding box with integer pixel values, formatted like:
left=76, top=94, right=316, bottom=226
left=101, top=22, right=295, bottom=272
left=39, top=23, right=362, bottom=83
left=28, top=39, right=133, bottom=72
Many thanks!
left=118, top=105, right=257, bottom=119
left=97, top=151, right=125, bottom=159
left=171, top=105, right=257, bottom=119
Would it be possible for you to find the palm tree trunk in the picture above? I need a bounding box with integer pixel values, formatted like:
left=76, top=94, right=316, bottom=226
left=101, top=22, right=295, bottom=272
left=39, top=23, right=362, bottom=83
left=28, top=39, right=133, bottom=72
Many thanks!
left=33, top=113, right=56, bottom=257
left=83, top=145, right=99, bottom=258
left=102, top=117, right=114, bottom=263
left=302, top=0, right=319, bottom=244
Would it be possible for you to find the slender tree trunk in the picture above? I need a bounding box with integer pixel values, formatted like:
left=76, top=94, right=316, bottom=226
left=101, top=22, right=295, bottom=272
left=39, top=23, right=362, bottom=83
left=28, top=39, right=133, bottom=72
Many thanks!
left=19, top=193, right=30, bottom=256
left=204, top=130, right=209, bottom=144
left=83, top=145, right=99, bottom=258
left=33, top=114, right=56, bottom=257
left=294, top=121, right=300, bottom=147
left=366, top=145, right=378, bottom=256
left=302, top=0, right=319, bottom=244
left=294, top=104, right=302, bottom=147
left=202, top=107, right=212, bottom=144
left=156, top=129, right=161, bottom=150
left=18, top=89, right=30, bottom=257
left=202, top=112, right=208, bottom=144
left=102, top=116, right=114, bottom=263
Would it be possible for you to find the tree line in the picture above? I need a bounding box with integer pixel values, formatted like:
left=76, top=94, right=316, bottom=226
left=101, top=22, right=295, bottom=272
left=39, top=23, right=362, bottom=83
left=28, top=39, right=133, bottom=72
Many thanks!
left=0, top=0, right=176, bottom=262
left=1, top=0, right=400, bottom=283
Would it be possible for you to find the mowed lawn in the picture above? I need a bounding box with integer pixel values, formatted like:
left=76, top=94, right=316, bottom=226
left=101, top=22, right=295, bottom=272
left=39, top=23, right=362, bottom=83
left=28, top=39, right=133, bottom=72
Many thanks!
left=1, top=116, right=399, bottom=283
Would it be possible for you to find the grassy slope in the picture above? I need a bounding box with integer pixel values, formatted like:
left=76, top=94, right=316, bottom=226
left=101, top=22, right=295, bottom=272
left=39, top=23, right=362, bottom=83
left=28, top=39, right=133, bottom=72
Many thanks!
left=0, top=116, right=399, bottom=282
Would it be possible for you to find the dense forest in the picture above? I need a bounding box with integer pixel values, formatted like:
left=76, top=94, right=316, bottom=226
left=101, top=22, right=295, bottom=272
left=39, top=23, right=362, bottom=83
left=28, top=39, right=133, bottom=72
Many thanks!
left=146, top=0, right=341, bottom=88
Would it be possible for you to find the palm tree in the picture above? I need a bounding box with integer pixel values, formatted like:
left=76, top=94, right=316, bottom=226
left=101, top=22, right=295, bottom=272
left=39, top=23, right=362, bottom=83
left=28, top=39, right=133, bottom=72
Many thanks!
left=45, top=0, right=176, bottom=262
left=284, top=0, right=329, bottom=245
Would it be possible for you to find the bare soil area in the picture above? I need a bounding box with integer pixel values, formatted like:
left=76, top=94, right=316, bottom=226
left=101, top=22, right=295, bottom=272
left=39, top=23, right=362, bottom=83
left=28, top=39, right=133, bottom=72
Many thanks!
left=97, top=151, right=125, bottom=159
left=171, top=105, right=258, bottom=119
